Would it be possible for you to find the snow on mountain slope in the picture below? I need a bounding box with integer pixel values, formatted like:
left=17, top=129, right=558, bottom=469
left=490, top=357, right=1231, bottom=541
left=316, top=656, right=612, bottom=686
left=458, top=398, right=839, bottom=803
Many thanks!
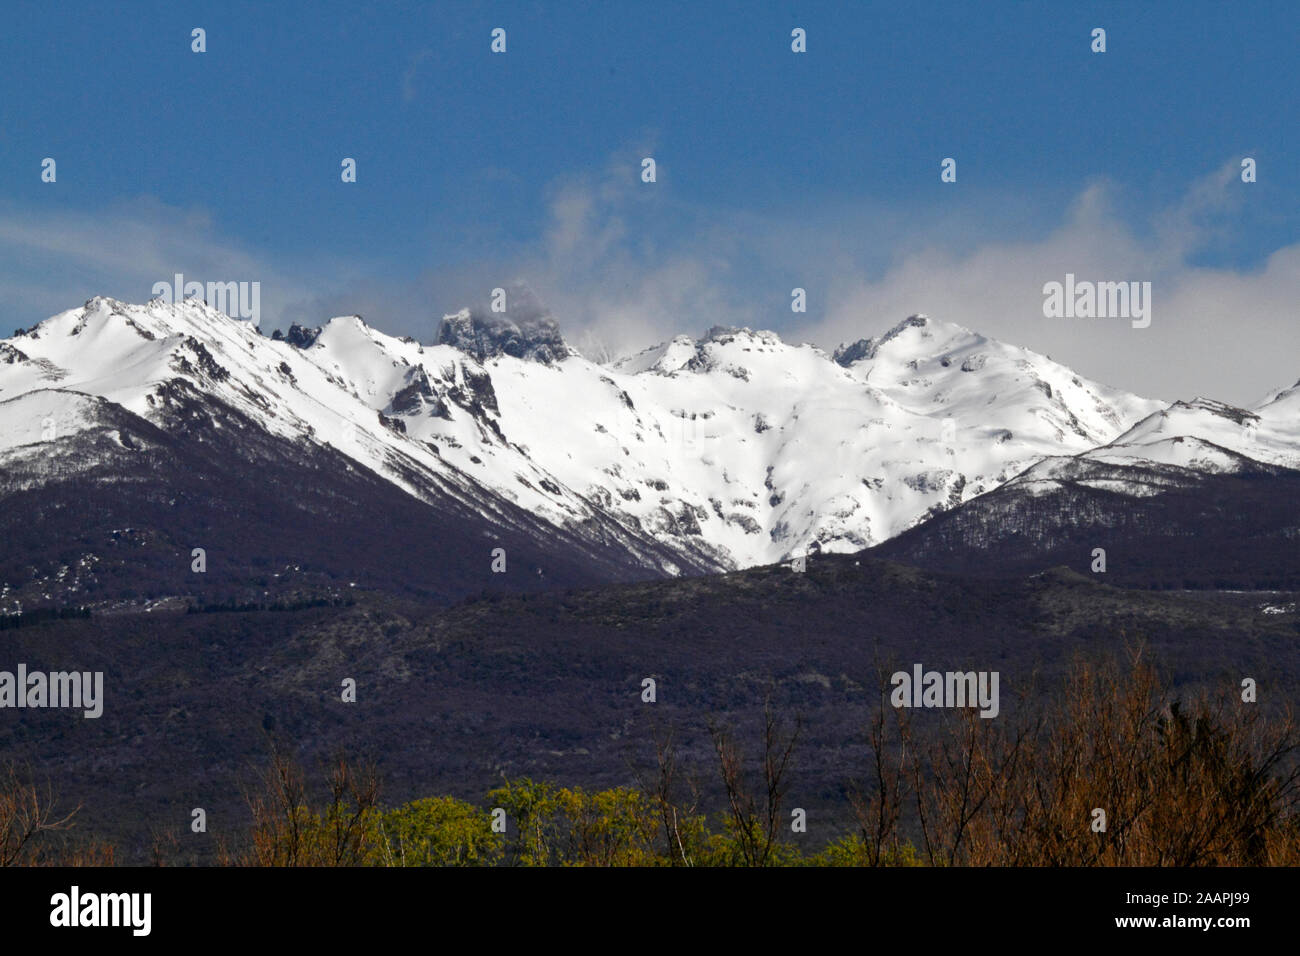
left=0, top=388, right=110, bottom=453
left=970, top=368, right=1300, bottom=515
left=1, top=297, right=1169, bottom=572
left=837, top=314, right=1158, bottom=444
left=1013, top=388, right=1300, bottom=494
left=0, top=297, right=700, bottom=576
left=326, top=307, right=1164, bottom=570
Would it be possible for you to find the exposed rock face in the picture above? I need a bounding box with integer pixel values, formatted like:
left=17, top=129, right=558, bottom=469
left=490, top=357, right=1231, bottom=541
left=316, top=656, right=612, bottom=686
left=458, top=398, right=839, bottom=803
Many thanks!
left=833, top=314, right=931, bottom=367
left=436, top=284, right=571, bottom=365
left=273, top=324, right=324, bottom=349
left=0, top=343, right=29, bottom=364
left=388, top=366, right=449, bottom=419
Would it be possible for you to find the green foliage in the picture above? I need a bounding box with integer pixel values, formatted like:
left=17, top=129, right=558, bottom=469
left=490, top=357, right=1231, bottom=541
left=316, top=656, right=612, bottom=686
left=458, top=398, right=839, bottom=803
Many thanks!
left=486, top=778, right=559, bottom=866
left=486, top=779, right=662, bottom=866
left=808, top=834, right=922, bottom=867
left=471, top=777, right=903, bottom=866
left=554, top=785, right=661, bottom=866
left=379, top=796, right=502, bottom=866
left=305, top=803, right=386, bottom=867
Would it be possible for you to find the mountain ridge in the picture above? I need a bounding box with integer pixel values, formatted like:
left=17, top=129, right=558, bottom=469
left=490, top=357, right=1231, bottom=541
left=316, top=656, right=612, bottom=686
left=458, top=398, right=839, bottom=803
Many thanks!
left=4, top=295, right=1293, bottom=591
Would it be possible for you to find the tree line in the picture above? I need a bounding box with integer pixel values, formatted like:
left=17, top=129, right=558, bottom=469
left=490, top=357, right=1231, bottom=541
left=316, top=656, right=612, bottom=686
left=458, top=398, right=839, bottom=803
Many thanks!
left=5, top=650, right=1299, bottom=866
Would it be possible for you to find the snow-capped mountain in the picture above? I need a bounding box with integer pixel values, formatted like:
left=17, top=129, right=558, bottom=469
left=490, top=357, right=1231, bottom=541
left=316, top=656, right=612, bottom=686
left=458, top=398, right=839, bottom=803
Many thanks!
left=593, top=312, right=1162, bottom=566
left=0, top=293, right=1171, bottom=580
left=991, top=380, right=1300, bottom=498
left=871, top=372, right=1300, bottom=587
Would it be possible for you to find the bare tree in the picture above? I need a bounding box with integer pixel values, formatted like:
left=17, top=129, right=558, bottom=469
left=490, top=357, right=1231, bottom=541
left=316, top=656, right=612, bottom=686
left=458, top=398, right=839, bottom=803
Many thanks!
left=849, top=674, right=912, bottom=865
left=708, top=695, right=801, bottom=866
left=0, top=762, right=81, bottom=866
left=237, top=741, right=381, bottom=867
left=321, top=752, right=381, bottom=866
left=867, top=650, right=1300, bottom=866
left=632, top=721, right=698, bottom=865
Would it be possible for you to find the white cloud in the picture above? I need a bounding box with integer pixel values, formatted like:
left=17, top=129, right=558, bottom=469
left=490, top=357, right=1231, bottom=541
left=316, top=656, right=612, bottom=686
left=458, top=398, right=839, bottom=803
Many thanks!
left=512, top=159, right=1297, bottom=406
left=2, top=162, right=1294, bottom=408
left=0, top=197, right=329, bottom=333
left=804, top=167, right=1299, bottom=405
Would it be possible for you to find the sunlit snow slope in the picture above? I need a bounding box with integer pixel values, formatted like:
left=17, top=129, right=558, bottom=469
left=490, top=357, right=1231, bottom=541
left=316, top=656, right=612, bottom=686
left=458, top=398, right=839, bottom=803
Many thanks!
left=0, top=294, right=1183, bottom=572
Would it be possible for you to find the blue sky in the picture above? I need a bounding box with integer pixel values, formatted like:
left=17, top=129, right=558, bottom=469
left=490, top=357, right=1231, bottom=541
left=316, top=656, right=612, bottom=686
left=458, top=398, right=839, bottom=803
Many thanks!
left=1, top=0, right=1296, bottom=403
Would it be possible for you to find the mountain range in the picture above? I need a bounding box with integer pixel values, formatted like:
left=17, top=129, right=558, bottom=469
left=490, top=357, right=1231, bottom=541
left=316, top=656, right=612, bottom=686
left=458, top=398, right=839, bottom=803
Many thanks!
left=5, top=287, right=1299, bottom=862
left=2, top=287, right=1297, bottom=611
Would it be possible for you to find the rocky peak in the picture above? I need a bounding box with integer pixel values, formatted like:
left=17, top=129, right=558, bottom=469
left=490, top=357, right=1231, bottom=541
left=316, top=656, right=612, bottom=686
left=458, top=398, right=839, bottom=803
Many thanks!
left=832, top=338, right=875, bottom=367
left=700, top=326, right=783, bottom=348
left=833, top=314, right=972, bottom=367
left=436, top=283, right=571, bottom=364
left=272, top=324, right=323, bottom=349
